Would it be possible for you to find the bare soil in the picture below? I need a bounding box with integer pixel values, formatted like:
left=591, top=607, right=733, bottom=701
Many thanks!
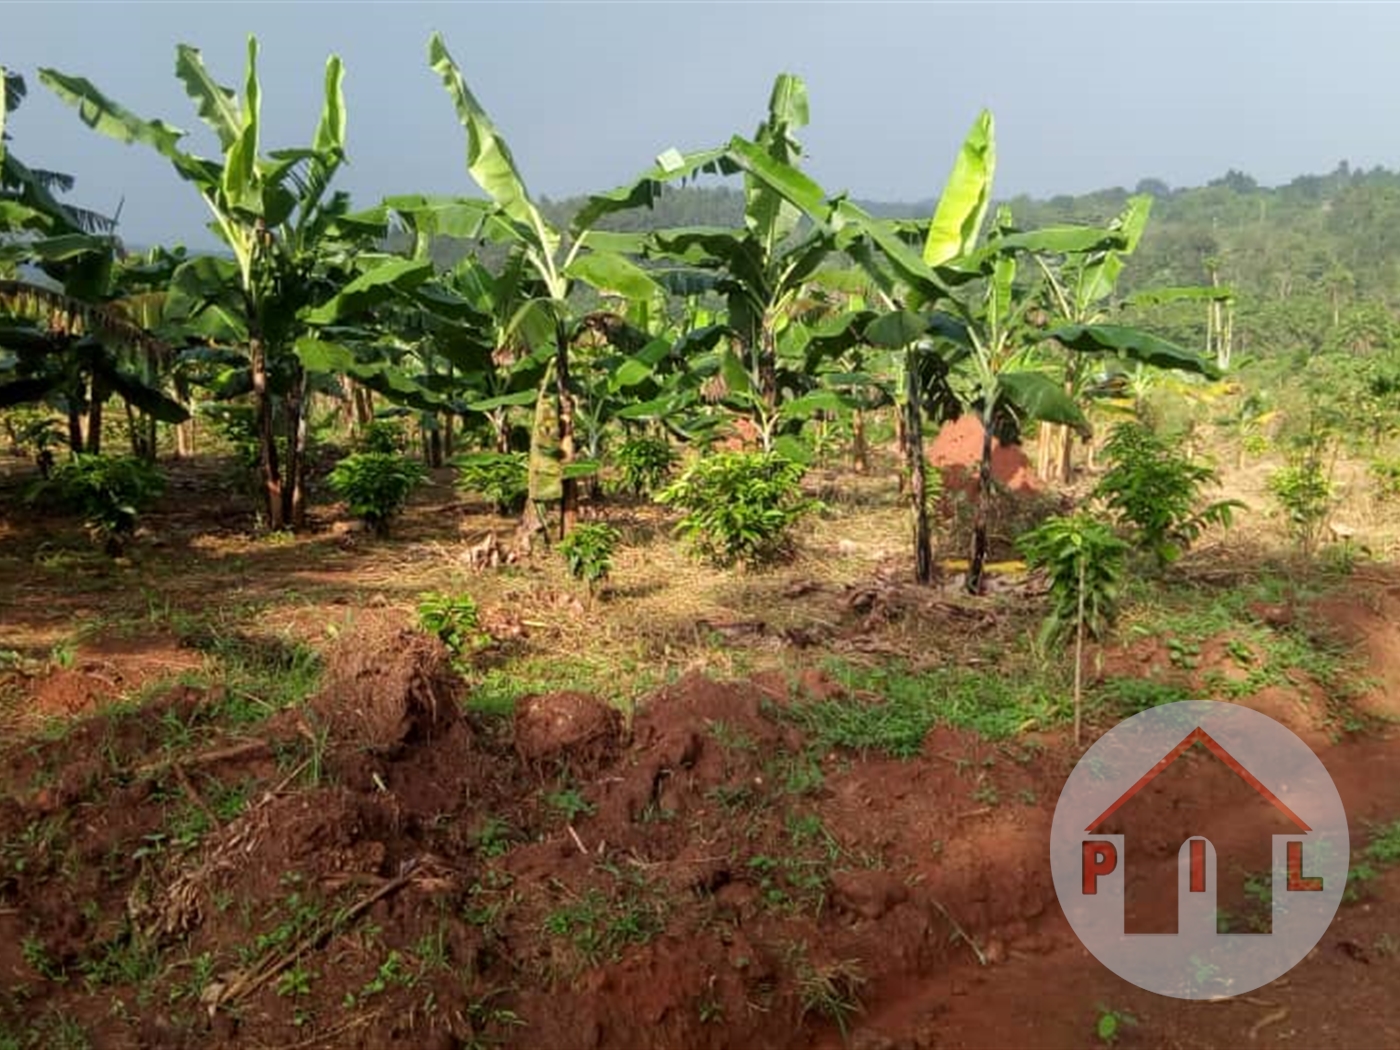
left=3, top=453, right=1400, bottom=1049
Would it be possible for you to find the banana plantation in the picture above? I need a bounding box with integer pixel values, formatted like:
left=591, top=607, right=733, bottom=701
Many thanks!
left=4, top=31, right=1400, bottom=1050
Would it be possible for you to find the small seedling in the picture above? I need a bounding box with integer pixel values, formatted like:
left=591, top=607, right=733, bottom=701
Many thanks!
left=1094, top=1003, right=1138, bottom=1045
left=557, top=522, right=621, bottom=592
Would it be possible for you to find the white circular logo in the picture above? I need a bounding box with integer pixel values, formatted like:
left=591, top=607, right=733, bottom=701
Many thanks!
left=1051, top=701, right=1347, bottom=999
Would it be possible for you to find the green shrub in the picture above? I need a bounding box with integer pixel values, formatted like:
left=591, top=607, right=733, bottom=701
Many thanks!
left=657, top=451, right=816, bottom=568
left=613, top=437, right=677, bottom=496
left=326, top=452, right=425, bottom=537
left=558, top=523, right=621, bottom=589
left=454, top=452, right=529, bottom=515
left=1093, top=423, right=1240, bottom=568
left=360, top=419, right=406, bottom=454
left=28, top=454, right=165, bottom=553
left=1017, top=513, right=1130, bottom=646
left=416, top=592, right=486, bottom=659
left=1268, top=455, right=1334, bottom=557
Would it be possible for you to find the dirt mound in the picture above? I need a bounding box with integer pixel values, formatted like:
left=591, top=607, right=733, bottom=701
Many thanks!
left=928, top=414, right=1038, bottom=496
left=1312, top=582, right=1400, bottom=720
left=2, top=632, right=205, bottom=722
left=309, top=618, right=461, bottom=754
left=514, top=691, right=623, bottom=775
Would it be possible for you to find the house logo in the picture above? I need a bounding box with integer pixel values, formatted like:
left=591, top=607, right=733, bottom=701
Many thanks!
left=1050, top=701, right=1347, bottom=999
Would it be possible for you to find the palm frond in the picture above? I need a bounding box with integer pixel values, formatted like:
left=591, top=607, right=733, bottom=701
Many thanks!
left=23, top=167, right=75, bottom=195
left=0, top=279, right=167, bottom=359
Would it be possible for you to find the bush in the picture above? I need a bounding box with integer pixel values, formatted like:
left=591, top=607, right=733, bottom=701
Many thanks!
left=613, top=437, right=677, bottom=497
left=558, top=523, right=621, bottom=589
left=326, top=452, right=425, bottom=537
left=454, top=452, right=529, bottom=515
left=1268, top=454, right=1334, bottom=557
left=657, top=451, right=816, bottom=568
left=416, top=592, right=486, bottom=660
left=1017, top=513, right=1129, bottom=646
left=1093, top=423, right=1240, bottom=568
left=28, top=454, right=166, bottom=553
left=360, top=419, right=406, bottom=454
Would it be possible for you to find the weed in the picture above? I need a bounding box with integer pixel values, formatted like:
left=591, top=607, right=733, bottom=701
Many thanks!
left=972, top=783, right=1001, bottom=806
left=473, top=817, right=516, bottom=859
left=786, top=942, right=866, bottom=1038
left=1097, top=677, right=1194, bottom=714
left=546, top=787, right=596, bottom=823
left=707, top=719, right=758, bottom=753
left=1094, top=1003, right=1139, bottom=1045
left=345, top=950, right=414, bottom=1005
left=697, top=996, right=725, bottom=1024
left=21, top=936, right=65, bottom=982
left=462, top=990, right=526, bottom=1049
left=541, top=872, right=666, bottom=970
left=275, top=963, right=315, bottom=998
left=790, top=660, right=1062, bottom=756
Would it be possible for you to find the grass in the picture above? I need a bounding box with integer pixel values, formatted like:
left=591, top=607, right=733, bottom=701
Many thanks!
left=541, top=866, right=668, bottom=971
left=785, top=941, right=866, bottom=1038
left=785, top=657, right=1066, bottom=757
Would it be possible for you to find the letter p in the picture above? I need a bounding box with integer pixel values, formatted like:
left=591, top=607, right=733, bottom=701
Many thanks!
left=1082, top=840, right=1118, bottom=895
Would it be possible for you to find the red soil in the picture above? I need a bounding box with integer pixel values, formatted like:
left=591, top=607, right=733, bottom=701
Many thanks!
left=928, top=414, right=1039, bottom=496
left=3, top=589, right=1400, bottom=1048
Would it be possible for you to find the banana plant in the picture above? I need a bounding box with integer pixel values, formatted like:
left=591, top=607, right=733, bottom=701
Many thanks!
left=0, top=67, right=178, bottom=456
left=1027, top=194, right=1153, bottom=482
left=41, top=37, right=395, bottom=529
left=641, top=74, right=842, bottom=449
left=387, top=32, right=731, bottom=537
left=728, top=110, right=1218, bottom=592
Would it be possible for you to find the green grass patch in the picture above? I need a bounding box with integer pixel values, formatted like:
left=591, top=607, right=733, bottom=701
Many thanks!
left=786, top=659, right=1065, bottom=757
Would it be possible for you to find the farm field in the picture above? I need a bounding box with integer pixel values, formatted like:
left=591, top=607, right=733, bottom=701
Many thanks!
left=4, top=442, right=1400, bottom=1050
left=8, top=19, right=1400, bottom=1050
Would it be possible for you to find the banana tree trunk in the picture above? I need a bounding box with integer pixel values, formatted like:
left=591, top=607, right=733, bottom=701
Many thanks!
left=66, top=402, right=83, bottom=456
left=492, top=411, right=511, bottom=454
left=852, top=409, right=869, bottom=473
left=284, top=365, right=309, bottom=529
left=174, top=373, right=194, bottom=458
left=905, top=348, right=932, bottom=584
left=758, top=325, right=778, bottom=412
left=967, top=410, right=994, bottom=595
left=250, top=334, right=285, bottom=531
left=428, top=422, right=443, bottom=468
left=124, top=399, right=142, bottom=458
left=84, top=380, right=103, bottom=454
left=556, top=323, right=578, bottom=539
left=894, top=407, right=908, bottom=496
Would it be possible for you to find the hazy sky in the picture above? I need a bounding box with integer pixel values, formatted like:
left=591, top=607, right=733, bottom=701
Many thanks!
left=5, top=2, right=1397, bottom=247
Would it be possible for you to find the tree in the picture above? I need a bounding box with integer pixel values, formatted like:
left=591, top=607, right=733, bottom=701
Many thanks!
left=41, top=37, right=380, bottom=529
left=388, top=32, right=729, bottom=537
left=1, top=66, right=184, bottom=457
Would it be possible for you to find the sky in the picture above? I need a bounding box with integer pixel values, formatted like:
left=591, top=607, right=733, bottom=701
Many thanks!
left=4, top=1, right=1398, bottom=248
